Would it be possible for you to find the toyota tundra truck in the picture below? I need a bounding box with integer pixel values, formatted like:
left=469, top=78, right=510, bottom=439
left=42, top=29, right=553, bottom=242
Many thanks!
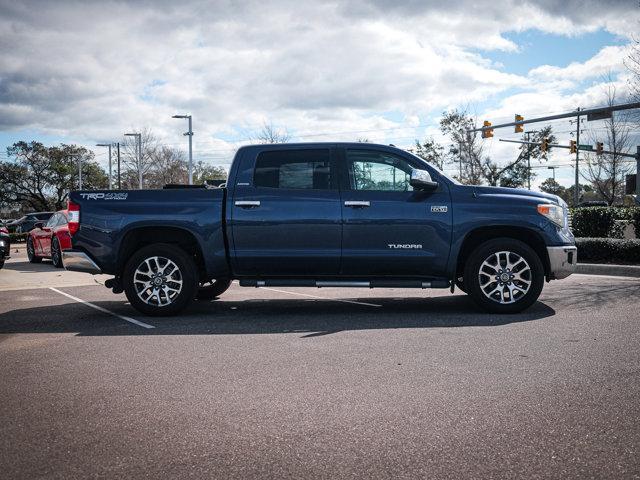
left=63, top=142, right=576, bottom=316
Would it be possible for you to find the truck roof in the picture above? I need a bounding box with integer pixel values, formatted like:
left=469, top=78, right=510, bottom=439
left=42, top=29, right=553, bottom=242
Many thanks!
left=237, top=142, right=407, bottom=153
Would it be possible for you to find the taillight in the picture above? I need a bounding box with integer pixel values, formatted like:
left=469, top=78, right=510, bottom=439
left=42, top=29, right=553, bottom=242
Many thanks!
left=68, top=200, right=80, bottom=235
left=0, top=227, right=7, bottom=234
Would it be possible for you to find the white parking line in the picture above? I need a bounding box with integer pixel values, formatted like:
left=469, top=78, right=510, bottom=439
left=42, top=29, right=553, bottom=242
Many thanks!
left=49, top=287, right=155, bottom=329
left=259, top=286, right=382, bottom=308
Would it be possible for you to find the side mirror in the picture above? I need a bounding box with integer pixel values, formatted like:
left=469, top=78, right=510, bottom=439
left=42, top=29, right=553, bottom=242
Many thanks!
left=33, top=222, right=44, bottom=230
left=410, top=169, right=438, bottom=191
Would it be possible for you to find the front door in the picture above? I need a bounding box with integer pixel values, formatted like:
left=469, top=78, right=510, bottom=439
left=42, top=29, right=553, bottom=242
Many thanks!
left=230, top=147, right=342, bottom=276
left=340, top=148, right=452, bottom=277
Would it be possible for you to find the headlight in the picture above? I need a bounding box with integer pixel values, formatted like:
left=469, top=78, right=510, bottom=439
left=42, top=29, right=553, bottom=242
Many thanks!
left=537, top=204, right=565, bottom=228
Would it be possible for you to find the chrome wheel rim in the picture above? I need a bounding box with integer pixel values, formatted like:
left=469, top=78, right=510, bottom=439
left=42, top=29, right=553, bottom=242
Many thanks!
left=478, top=251, right=531, bottom=304
left=133, top=256, right=183, bottom=307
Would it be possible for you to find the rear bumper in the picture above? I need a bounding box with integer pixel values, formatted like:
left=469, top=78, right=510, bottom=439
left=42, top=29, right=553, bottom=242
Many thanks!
left=62, top=250, right=102, bottom=274
left=547, top=245, right=577, bottom=280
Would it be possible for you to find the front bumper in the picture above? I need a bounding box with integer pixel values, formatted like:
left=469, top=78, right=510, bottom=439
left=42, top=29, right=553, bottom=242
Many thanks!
left=62, top=250, right=102, bottom=274
left=547, top=245, right=577, bottom=280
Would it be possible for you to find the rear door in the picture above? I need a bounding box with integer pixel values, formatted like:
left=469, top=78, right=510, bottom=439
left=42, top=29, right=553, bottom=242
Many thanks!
left=230, top=147, right=342, bottom=275
left=339, top=147, right=452, bottom=277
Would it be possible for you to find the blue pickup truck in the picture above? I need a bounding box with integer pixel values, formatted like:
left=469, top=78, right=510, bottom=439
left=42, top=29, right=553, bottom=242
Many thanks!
left=63, top=142, right=576, bottom=316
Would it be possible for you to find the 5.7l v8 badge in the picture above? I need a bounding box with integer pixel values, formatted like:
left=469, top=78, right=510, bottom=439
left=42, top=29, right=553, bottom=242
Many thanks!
left=430, top=205, right=448, bottom=213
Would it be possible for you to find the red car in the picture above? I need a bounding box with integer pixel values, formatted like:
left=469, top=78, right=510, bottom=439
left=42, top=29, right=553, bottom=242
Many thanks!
left=27, top=210, right=72, bottom=268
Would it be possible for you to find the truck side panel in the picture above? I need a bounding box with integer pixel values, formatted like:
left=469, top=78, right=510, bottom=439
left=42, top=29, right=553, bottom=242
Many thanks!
left=69, top=189, right=229, bottom=278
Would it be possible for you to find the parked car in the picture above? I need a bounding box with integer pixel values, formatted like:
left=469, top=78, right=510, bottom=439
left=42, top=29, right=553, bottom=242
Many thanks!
left=7, top=212, right=54, bottom=233
left=27, top=210, right=71, bottom=268
left=0, top=226, right=10, bottom=269
left=64, top=142, right=576, bottom=316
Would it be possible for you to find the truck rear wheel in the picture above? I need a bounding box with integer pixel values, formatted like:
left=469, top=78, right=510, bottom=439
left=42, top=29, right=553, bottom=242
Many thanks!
left=196, top=278, right=232, bottom=300
left=464, top=238, right=544, bottom=314
left=123, top=243, right=198, bottom=316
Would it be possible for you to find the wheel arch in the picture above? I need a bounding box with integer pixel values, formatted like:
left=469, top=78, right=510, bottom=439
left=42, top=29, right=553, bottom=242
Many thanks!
left=117, top=226, right=206, bottom=280
left=455, top=226, right=550, bottom=281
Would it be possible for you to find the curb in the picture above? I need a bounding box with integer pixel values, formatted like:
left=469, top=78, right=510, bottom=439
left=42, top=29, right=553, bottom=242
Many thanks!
left=576, top=263, right=640, bottom=278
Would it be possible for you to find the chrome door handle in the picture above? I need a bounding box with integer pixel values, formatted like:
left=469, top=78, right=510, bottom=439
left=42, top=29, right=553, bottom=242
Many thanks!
left=235, top=200, right=261, bottom=208
left=344, top=200, right=370, bottom=208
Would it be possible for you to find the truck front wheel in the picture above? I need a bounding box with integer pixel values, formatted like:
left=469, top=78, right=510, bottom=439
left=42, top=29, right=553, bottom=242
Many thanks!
left=123, top=243, right=198, bottom=316
left=464, top=238, right=544, bottom=314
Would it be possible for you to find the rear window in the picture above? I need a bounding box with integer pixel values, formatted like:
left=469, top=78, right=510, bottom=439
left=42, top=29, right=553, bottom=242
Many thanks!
left=254, top=149, right=332, bottom=189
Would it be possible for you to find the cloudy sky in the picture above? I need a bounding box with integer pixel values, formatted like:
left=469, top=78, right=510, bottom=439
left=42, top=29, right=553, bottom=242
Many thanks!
left=0, top=0, right=638, bottom=187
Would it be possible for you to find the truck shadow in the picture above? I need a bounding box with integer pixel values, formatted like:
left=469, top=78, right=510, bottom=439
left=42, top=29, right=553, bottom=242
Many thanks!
left=2, top=260, right=56, bottom=273
left=0, top=295, right=556, bottom=337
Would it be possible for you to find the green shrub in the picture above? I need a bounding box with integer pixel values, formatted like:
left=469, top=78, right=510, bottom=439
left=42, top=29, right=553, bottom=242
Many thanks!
left=633, top=208, right=640, bottom=239
left=570, top=206, right=639, bottom=238
left=570, top=207, right=618, bottom=238
left=576, top=237, right=640, bottom=264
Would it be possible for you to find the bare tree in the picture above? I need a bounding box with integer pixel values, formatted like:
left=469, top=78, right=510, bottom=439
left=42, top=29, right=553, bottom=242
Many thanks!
left=439, top=109, right=487, bottom=184
left=581, top=83, right=633, bottom=205
left=626, top=34, right=640, bottom=103
left=121, top=127, right=159, bottom=189
left=253, top=122, right=290, bottom=144
left=146, top=147, right=188, bottom=188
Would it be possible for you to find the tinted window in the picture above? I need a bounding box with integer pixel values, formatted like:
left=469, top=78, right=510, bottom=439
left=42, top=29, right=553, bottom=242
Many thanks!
left=347, top=150, right=414, bottom=192
left=254, top=149, right=332, bottom=189
left=35, top=213, right=53, bottom=220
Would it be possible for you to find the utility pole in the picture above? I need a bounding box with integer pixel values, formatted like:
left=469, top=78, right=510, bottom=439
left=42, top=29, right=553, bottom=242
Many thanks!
left=116, top=142, right=121, bottom=190
left=172, top=114, right=194, bottom=184
left=523, top=130, right=539, bottom=190
left=524, top=132, right=531, bottom=190
left=574, top=107, right=581, bottom=205
left=96, top=143, right=113, bottom=189
left=548, top=166, right=557, bottom=181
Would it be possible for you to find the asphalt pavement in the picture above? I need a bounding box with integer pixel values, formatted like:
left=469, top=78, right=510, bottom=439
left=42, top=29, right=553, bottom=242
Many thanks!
left=1, top=252, right=639, bottom=479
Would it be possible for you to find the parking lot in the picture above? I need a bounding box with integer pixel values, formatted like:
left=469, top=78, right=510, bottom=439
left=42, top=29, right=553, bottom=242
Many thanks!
left=1, top=247, right=639, bottom=479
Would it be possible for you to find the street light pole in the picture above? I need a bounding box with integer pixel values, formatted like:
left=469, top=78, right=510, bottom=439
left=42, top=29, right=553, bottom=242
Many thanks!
left=172, top=114, right=193, bottom=185
left=116, top=142, right=121, bottom=189
left=96, top=143, right=113, bottom=189
left=125, top=133, right=143, bottom=189
left=547, top=166, right=557, bottom=181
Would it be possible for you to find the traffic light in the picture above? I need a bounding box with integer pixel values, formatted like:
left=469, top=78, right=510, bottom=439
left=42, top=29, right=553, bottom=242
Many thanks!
left=541, top=137, right=549, bottom=152
left=569, top=140, right=577, bottom=154
left=596, top=142, right=604, bottom=155
left=482, top=120, right=494, bottom=139
left=515, top=114, right=524, bottom=133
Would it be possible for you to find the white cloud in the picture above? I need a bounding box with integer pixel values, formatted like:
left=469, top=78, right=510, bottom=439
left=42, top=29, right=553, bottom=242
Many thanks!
left=0, top=0, right=638, bottom=175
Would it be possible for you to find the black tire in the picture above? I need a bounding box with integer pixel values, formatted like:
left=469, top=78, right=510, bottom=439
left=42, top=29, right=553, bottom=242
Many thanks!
left=464, top=238, right=544, bottom=314
left=123, top=243, right=198, bottom=317
left=0, top=260, right=4, bottom=270
left=196, top=278, right=232, bottom=300
left=51, top=237, right=63, bottom=268
left=27, top=237, right=42, bottom=264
